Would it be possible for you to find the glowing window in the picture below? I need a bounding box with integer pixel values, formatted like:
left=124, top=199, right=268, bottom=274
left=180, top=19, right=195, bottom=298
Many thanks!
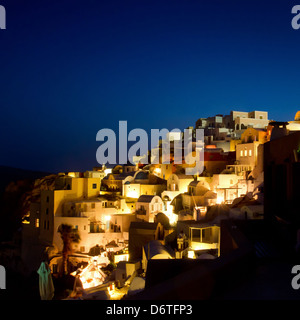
left=244, top=150, right=248, bottom=157
left=240, top=150, right=243, bottom=157
left=249, top=149, right=252, bottom=156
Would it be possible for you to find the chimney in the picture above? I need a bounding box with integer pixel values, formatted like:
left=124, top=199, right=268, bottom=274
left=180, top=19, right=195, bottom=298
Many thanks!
left=269, top=121, right=289, bottom=141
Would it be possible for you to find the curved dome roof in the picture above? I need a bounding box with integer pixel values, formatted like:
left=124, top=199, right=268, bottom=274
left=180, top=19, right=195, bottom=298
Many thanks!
left=134, top=171, right=149, bottom=180
left=295, top=111, right=300, bottom=121
left=204, top=190, right=217, bottom=199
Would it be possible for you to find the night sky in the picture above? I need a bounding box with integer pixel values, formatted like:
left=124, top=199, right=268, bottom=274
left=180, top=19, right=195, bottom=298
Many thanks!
left=0, top=0, right=300, bottom=172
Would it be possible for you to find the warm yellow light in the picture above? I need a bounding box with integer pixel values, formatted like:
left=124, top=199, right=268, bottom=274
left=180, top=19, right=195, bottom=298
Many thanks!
left=104, top=215, right=111, bottom=222
left=67, top=172, right=76, bottom=178
left=126, top=190, right=139, bottom=198
left=216, top=196, right=224, bottom=204
left=188, top=250, right=195, bottom=259
left=154, top=168, right=161, bottom=176
left=165, top=211, right=177, bottom=226
left=104, top=168, right=112, bottom=175
left=114, top=253, right=129, bottom=264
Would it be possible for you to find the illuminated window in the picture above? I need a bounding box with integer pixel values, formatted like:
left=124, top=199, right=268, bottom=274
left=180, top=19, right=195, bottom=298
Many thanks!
left=35, top=218, right=39, bottom=228
left=244, top=150, right=248, bottom=156
left=240, top=150, right=243, bottom=157
left=249, top=149, right=252, bottom=156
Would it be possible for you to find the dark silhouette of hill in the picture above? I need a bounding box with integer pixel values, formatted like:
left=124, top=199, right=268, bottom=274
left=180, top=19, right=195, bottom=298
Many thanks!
left=0, top=165, right=51, bottom=195
left=0, top=165, right=52, bottom=241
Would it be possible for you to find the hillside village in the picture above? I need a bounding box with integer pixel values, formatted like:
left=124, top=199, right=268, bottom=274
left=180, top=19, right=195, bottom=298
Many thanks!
left=20, top=109, right=300, bottom=299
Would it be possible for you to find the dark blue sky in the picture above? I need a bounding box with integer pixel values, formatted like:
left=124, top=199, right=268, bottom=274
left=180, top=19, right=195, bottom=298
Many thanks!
left=0, top=0, right=300, bottom=172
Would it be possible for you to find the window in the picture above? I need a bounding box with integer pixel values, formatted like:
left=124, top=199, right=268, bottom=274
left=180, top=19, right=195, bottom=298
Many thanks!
left=35, top=219, right=39, bottom=228
left=240, top=150, right=243, bottom=157
left=92, top=183, right=97, bottom=189
left=84, top=225, right=86, bottom=231
left=244, top=150, right=248, bottom=157
left=249, top=149, right=252, bottom=156
left=46, top=196, right=49, bottom=203
left=202, top=228, right=212, bottom=241
left=46, top=208, right=49, bottom=215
